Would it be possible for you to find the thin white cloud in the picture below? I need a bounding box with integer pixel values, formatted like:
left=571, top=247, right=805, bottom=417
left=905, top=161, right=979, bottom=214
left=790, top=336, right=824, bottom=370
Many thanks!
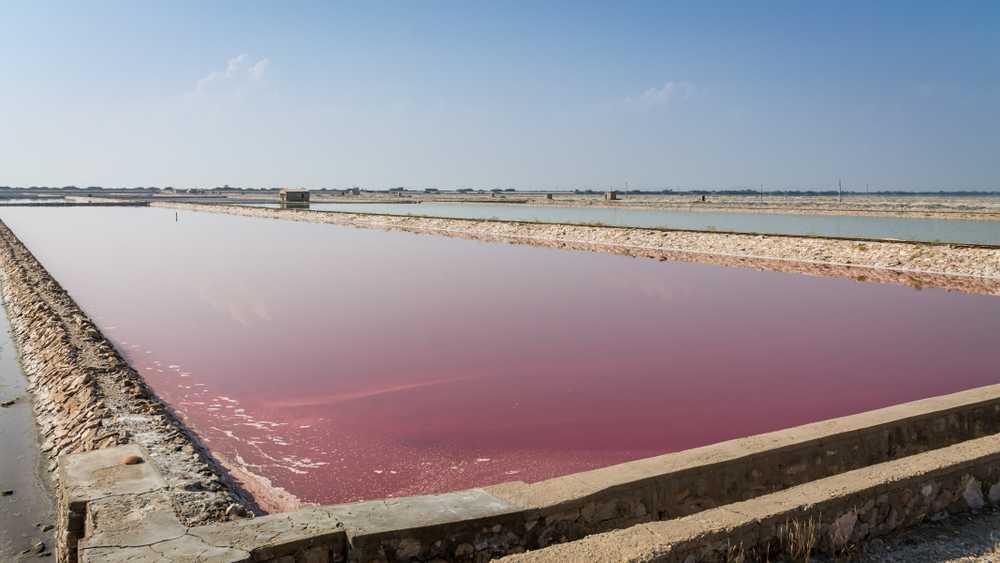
left=195, top=71, right=222, bottom=93
left=225, top=54, right=249, bottom=77
left=249, top=58, right=271, bottom=80
left=192, top=55, right=271, bottom=94
left=627, top=81, right=695, bottom=108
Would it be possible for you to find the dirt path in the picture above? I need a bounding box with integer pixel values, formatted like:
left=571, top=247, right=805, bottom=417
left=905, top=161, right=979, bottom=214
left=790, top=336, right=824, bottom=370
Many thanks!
left=856, top=509, right=1000, bottom=562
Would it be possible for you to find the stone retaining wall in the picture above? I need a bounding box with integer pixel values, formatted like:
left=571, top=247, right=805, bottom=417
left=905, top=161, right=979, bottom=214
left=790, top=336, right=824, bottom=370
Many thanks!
left=69, top=384, right=1000, bottom=562
left=0, top=222, right=253, bottom=562
left=479, top=384, right=1000, bottom=546
left=152, top=202, right=1000, bottom=289
left=499, top=434, right=1000, bottom=562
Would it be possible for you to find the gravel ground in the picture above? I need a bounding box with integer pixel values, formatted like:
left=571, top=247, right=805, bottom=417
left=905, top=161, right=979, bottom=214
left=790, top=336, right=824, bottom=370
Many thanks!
left=855, top=509, right=1000, bottom=562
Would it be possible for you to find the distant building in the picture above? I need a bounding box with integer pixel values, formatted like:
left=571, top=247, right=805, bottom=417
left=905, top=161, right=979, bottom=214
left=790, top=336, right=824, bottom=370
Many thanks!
left=279, top=189, right=310, bottom=203
left=604, top=190, right=618, bottom=201
left=424, top=188, right=439, bottom=193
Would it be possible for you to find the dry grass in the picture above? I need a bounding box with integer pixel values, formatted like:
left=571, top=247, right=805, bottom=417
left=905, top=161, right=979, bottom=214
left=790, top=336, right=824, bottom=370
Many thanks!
left=725, top=540, right=746, bottom=563
left=778, top=516, right=820, bottom=561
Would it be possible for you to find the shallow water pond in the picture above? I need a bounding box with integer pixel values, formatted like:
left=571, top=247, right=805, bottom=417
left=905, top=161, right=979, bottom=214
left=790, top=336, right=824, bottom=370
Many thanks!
left=2, top=206, right=999, bottom=507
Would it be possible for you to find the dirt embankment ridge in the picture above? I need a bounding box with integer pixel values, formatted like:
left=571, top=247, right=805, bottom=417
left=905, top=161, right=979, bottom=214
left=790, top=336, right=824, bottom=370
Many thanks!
left=522, top=194, right=1000, bottom=221
left=303, top=192, right=1000, bottom=221
left=155, top=202, right=1000, bottom=296
left=0, top=221, right=253, bottom=527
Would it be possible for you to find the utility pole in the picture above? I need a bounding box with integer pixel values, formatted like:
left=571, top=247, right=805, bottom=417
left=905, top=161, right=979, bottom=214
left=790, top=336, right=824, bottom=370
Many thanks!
left=838, top=179, right=843, bottom=203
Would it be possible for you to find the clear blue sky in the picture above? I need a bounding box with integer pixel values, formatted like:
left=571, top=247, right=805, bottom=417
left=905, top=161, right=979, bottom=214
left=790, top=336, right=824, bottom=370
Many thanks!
left=2, top=1, right=997, bottom=190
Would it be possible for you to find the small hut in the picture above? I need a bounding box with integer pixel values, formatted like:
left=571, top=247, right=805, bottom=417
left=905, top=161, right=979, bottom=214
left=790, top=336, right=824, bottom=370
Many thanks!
left=279, top=189, right=310, bottom=203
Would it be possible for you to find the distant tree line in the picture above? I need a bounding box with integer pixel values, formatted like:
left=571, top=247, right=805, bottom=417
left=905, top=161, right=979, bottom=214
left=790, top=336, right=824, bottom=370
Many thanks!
left=0, top=185, right=997, bottom=196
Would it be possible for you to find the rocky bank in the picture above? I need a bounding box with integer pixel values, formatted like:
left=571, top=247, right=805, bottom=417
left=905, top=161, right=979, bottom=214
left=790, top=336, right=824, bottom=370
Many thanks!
left=0, top=222, right=254, bottom=560
left=154, top=202, right=1000, bottom=296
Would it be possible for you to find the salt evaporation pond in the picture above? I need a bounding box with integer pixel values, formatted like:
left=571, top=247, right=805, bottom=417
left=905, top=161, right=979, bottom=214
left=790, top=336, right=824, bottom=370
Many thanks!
left=245, top=201, right=1000, bottom=245
left=2, top=206, right=1000, bottom=509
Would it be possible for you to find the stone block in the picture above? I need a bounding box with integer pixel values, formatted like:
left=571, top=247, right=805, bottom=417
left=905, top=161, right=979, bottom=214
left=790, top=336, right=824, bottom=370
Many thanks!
left=60, top=444, right=166, bottom=511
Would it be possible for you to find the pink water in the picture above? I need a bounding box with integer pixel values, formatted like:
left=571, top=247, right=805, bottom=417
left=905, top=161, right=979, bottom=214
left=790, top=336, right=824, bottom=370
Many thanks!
left=3, top=207, right=999, bottom=508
